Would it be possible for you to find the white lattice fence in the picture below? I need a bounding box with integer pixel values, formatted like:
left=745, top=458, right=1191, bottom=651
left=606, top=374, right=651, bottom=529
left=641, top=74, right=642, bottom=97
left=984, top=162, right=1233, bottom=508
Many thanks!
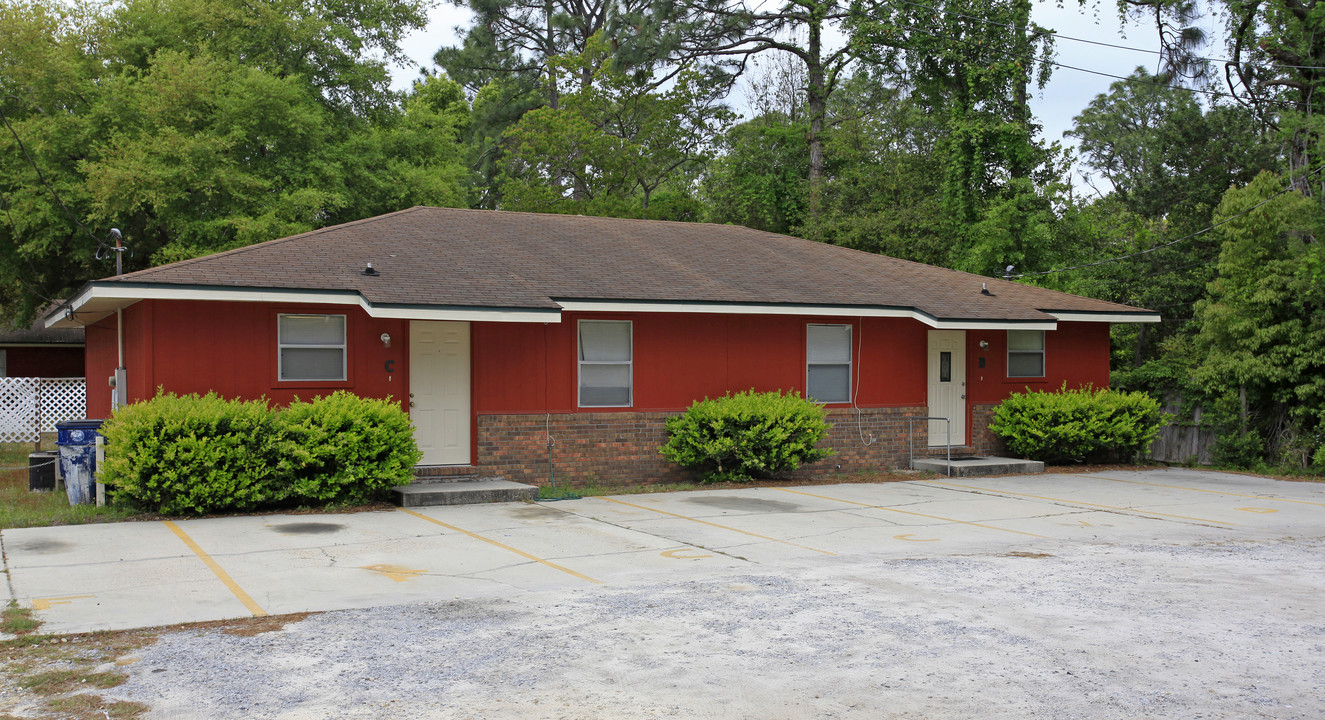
left=0, top=377, right=87, bottom=443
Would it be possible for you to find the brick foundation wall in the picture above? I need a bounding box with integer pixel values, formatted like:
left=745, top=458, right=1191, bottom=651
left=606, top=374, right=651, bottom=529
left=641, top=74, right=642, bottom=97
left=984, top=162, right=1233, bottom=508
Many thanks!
left=968, top=403, right=1007, bottom=457
left=478, top=405, right=1005, bottom=487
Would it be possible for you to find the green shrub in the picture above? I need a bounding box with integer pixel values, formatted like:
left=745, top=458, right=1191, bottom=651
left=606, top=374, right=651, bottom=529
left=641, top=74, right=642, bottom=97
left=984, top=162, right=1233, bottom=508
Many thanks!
left=989, top=384, right=1166, bottom=464
left=98, top=392, right=293, bottom=515
left=279, top=391, right=421, bottom=505
left=660, top=390, right=833, bottom=483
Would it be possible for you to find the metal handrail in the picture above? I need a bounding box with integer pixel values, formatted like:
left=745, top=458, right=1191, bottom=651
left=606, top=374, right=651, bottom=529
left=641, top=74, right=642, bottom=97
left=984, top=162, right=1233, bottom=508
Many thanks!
left=906, top=416, right=952, bottom=477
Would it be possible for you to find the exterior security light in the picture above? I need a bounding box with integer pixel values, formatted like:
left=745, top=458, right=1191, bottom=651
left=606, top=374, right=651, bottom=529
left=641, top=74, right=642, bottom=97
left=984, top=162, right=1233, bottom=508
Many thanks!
left=380, top=333, right=391, bottom=348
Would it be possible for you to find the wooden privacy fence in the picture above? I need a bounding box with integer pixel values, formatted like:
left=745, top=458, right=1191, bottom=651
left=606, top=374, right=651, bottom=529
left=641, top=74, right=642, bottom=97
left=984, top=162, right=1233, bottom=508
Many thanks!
left=0, top=377, right=87, bottom=443
left=1148, top=395, right=1215, bottom=465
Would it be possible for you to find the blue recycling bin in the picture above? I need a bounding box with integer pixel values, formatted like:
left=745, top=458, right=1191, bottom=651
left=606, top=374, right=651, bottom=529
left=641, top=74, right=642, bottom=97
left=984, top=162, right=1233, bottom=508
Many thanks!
left=56, top=419, right=105, bottom=505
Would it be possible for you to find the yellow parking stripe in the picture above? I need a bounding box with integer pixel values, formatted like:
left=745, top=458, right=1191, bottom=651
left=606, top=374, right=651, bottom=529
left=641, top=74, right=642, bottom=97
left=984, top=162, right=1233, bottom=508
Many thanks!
left=1063, top=473, right=1325, bottom=507
left=162, top=521, right=267, bottom=617
left=399, top=509, right=602, bottom=584
left=600, top=497, right=836, bottom=555
left=773, top=487, right=1050, bottom=539
left=920, top=480, right=1237, bottom=527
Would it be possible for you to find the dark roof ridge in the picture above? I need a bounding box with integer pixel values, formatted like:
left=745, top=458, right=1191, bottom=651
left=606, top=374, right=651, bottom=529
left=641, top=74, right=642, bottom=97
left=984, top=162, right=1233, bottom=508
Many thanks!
left=107, top=206, right=432, bottom=283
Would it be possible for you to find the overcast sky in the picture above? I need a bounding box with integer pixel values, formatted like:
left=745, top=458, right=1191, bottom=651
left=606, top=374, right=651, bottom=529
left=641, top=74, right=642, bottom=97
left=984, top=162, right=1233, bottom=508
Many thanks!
left=389, top=1, right=1219, bottom=190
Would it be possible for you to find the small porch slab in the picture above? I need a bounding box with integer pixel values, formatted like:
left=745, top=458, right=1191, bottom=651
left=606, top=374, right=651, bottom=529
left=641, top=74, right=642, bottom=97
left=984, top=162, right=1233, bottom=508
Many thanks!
left=911, top=455, right=1044, bottom=477
left=394, top=479, right=538, bottom=507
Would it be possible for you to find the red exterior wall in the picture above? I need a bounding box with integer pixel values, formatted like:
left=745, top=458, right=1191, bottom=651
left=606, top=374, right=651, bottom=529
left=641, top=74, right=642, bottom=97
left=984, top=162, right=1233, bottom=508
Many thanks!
left=3, top=346, right=84, bottom=378
left=85, top=300, right=409, bottom=418
left=474, top=313, right=930, bottom=415
left=84, top=299, right=1112, bottom=482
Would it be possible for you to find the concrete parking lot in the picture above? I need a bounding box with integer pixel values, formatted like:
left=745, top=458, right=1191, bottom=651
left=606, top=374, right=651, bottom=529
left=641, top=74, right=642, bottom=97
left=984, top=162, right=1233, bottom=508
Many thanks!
left=3, top=468, right=1322, bottom=635
left=4, top=468, right=1324, bottom=719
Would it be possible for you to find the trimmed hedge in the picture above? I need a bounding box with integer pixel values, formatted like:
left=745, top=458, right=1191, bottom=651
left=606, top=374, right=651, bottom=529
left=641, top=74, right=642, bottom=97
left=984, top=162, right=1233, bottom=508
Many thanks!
left=989, top=384, right=1165, bottom=464
left=98, top=393, right=295, bottom=515
left=660, top=390, right=833, bottom=483
left=281, top=392, right=423, bottom=505
left=98, top=391, right=419, bottom=515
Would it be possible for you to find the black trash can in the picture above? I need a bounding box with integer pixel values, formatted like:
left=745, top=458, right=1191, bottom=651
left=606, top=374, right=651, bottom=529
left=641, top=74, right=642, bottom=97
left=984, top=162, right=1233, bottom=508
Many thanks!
left=56, top=419, right=105, bottom=505
left=28, top=451, right=57, bottom=492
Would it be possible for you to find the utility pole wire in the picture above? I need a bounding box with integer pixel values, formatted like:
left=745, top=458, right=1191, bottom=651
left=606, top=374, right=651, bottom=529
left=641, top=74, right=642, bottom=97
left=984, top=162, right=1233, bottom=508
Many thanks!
left=1008, top=164, right=1325, bottom=278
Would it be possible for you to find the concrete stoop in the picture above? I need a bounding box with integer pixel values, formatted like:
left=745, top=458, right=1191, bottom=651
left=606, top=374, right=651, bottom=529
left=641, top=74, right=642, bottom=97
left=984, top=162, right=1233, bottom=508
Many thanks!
left=394, top=478, right=538, bottom=506
left=911, top=455, right=1044, bottom=477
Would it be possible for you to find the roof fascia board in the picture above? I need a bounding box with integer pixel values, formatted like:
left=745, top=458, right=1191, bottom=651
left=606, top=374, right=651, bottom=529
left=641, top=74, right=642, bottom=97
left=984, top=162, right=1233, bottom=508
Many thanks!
left=1047, top=311, right=1161, bottom=324
left=555, top=299, right=1059, bottom=330
left=557, top=299, right=915, bottom=319
left=48, top=282, right=562, bottom=327
left=364, top=304, right=560, bottom=322
left=928, top=319, right=1058, bottom=330
left=0, top=342, right=86, bottom=348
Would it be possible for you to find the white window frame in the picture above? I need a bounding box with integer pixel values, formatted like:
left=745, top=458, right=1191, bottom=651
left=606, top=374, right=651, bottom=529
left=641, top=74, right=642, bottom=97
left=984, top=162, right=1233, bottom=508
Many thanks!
left=1007, top=329, right=1046, bottom=378
left=278, top=313, right=347, bottom=382
left=577, top=319, right=633, bottom=408
left=806, top=323, right=852, bottom=404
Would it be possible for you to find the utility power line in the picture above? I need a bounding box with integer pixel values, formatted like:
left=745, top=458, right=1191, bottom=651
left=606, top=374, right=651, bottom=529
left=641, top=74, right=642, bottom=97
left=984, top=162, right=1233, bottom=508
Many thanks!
left=891, top=0, right=1325, bottom=72
left=1008, top=165, right=1324, bottom=278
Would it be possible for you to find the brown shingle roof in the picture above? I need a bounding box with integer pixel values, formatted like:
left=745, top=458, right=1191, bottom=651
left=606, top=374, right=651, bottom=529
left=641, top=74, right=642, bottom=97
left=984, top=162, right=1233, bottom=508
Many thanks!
left=99, top=207, right=1151, bottom=321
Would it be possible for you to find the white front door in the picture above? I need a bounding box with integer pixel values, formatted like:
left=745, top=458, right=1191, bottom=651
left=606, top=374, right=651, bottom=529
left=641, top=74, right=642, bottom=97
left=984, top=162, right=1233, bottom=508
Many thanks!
left=409, top=321, right=471, bottom=465
left=927, top=330, right=966, bottom=447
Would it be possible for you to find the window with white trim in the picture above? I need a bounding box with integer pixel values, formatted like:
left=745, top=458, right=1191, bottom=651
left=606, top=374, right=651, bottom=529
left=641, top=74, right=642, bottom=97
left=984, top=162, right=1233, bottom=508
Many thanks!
left=278, top=314, right=347, bottom=381
left=1007, top=330, right=1045, bottom=377
left=806, top=324, right=851, bottom=403
left=578, top=320, right=632, bottom=407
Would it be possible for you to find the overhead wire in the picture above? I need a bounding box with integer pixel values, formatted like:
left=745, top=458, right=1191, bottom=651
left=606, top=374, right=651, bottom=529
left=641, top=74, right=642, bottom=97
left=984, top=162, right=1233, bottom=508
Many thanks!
left=0, top=103, right=110, bottom=252
left=889, top=0, right=1325, bottom=71
left=891, top=19, right=1309, bottom=111
left=1007, top=164, right=1325, bottom=278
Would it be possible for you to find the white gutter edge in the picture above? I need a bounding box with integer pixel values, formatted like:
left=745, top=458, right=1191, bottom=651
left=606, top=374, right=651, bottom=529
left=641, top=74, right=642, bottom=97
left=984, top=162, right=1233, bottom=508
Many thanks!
left=554, top=300, right=1059, bottom=330
left=45, top=284, right=561, bottom=327
left=1047, top=312, right=1162, bottom=324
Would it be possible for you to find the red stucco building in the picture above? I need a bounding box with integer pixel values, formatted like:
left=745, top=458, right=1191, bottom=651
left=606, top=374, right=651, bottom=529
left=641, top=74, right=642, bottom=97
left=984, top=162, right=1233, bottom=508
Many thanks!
left=47, top=208, right=1158, bottom=485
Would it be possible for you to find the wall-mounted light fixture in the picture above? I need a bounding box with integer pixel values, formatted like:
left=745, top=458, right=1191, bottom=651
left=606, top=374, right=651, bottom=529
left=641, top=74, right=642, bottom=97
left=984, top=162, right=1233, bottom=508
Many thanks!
left=979, top=340, right=990, bottom=350
left=380, top=332, right=391, bottom=348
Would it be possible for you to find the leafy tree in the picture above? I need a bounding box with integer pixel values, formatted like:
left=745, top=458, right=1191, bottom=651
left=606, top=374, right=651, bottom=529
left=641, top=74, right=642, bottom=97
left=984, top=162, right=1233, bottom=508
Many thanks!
left=657, top=0, right=863, bottom=223
left=498, top=35, right=732, bottom=217
left=1192, top=172, right=1325, bottom=463
left=0, top=0, right=463, bottom=321
left=1068, top=67, right=1275, bottom=221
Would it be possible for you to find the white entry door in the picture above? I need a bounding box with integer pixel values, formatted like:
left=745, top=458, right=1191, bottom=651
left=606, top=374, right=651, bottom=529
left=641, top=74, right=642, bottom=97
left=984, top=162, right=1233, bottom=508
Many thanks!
left=409, top=321, right=471, bottom=465
left=927, top=330, right=966, bottom=447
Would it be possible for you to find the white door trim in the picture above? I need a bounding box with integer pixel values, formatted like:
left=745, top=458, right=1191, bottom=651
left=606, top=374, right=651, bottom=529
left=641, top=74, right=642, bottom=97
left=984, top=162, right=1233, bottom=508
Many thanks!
left=927, top=330, right=966, bottom=447
left=409, top=321, right=471, bottom=465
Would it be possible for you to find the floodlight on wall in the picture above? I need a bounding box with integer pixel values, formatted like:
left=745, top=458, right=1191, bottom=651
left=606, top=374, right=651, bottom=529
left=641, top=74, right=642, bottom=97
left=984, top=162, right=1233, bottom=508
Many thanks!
left=979, top=340, right=990, bottom=350
left=380, top=333, right=391, bottom=348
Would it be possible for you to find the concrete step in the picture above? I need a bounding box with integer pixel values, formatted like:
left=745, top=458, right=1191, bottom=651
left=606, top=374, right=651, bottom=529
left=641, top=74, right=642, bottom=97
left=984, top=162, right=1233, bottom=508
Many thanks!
left=911, top=455, right=1044, bottom=477
left=412, top=465, right=482, bottom=483
left=394, top=479, right=538, bottom=507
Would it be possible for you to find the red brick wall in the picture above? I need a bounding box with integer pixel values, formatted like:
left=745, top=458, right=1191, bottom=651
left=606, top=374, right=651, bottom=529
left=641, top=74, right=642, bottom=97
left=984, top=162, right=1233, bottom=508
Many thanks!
left=477, top=405, right=1003, bottom=487
left=968, top=403, right=1008, bottom=457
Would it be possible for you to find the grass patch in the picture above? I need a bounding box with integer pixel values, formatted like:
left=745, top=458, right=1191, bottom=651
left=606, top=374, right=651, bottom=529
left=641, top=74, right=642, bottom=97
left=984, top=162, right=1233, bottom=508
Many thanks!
left=0, top=442, right=142, bottom=529
left=2, top=601, right=41, bottom=635
left=0, top=626, right=157, bottom=720
left=20, top=668, right=126, bottom=694
left=47, top=694, right=148, bottom=719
